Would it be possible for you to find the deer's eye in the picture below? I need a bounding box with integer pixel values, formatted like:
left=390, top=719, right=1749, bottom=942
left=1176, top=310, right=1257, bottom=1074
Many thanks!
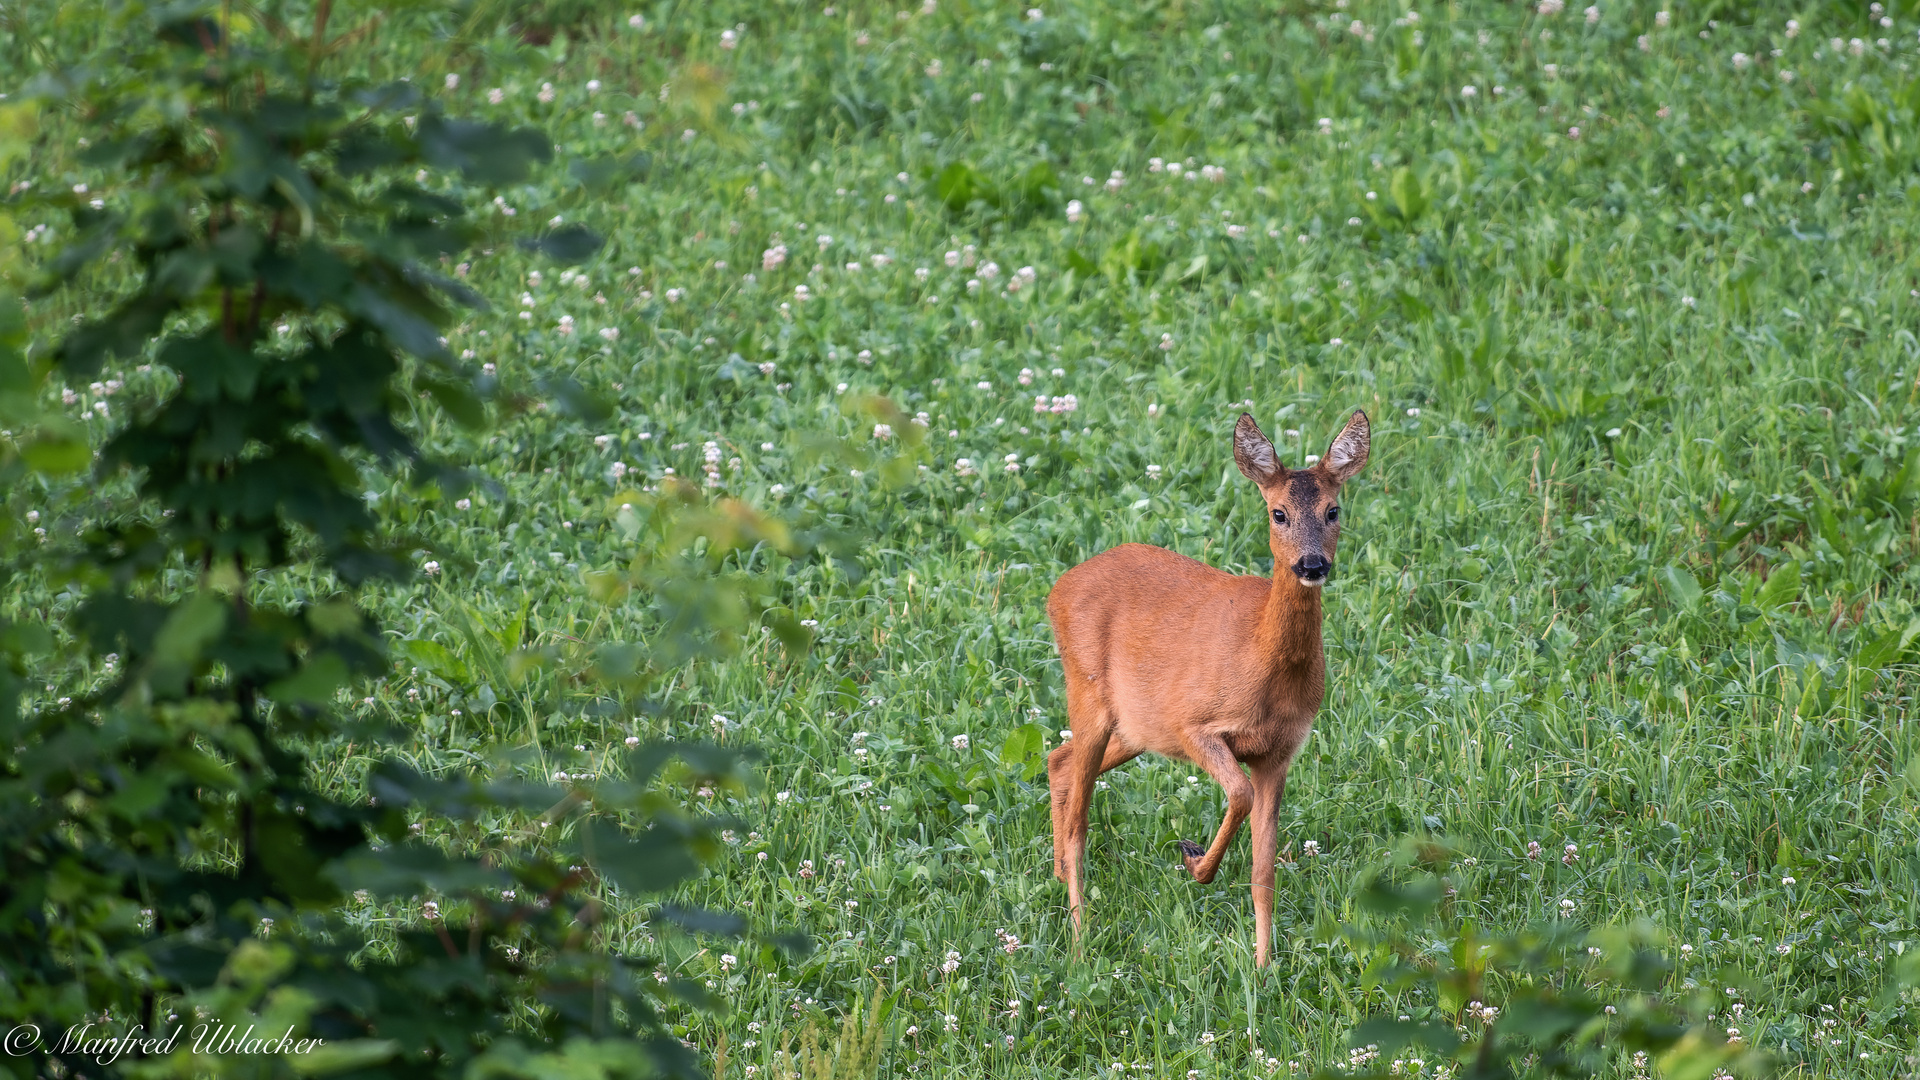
left=1327, top=506, right=1340, bottom=523
left=1271, top=508, right=1288, bottom=526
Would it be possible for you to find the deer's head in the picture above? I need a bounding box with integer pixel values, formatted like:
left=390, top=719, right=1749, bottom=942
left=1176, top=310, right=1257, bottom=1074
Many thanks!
left=1233, top=410, right=1371, bottom=587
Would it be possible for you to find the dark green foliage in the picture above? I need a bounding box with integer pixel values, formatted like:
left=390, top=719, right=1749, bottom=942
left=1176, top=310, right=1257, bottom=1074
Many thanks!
left=1319, top=843, right=1769, bottom=1080
left=0, top=7, right=783, bottom=1077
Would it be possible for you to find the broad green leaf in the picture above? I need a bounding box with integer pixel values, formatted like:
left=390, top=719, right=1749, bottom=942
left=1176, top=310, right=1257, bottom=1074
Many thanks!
left=1659, top=564, right=1703, bottom=611
left=1757, top=561, right=1801, bottom=610
left=537, top=374, right=613, bottom=423
left=0, top=618, right=53, bottom=656
left=265, top=652, right=350, bottom=706
left=1389, top=165, right=1428, bottom=222
left=152, top=593, right=228, bottom=668
left=579, top=818, right=700, bottom=895
left=1657, top=1031, right=1739, bottom=1080
left=289, top=1040, right=401, bottom=1076
left=656, top=905, right=747, bottom=936
left=402, top=638, right=471, bottom=683
left=517, top=224, right=606, bottom=262
left=348, top=283, right=449, bottom=360
left=0, top=101, right=39, bottom=171
left=416, top=372, right=488, bottom=429
left=417, top=117, right=552, bottom=185
left=569, top=151, right=652, bottom=190
left=1857, top=627, right=1904, bottom=671
left=20, top=427, right=90, bottom=475
left=324, top=842, right=510, bottom=896
left=1000, top=722, right=1046, bottom=781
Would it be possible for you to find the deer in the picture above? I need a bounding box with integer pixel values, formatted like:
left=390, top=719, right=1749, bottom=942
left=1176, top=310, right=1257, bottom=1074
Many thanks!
left=1043, top=409, right=1370, bottom=969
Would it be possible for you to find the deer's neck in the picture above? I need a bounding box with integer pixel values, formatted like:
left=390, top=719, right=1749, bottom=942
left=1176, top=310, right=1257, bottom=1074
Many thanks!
left=1259, top=574, right=1324, bottom=669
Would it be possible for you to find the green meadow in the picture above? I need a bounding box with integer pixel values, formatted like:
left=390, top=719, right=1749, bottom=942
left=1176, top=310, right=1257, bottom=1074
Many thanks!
left=9, top=0, right=1920, bottom=1074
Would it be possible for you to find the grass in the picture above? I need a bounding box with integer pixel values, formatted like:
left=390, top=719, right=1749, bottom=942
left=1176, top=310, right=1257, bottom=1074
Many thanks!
left=9, top=0, right=1920, bottom=1075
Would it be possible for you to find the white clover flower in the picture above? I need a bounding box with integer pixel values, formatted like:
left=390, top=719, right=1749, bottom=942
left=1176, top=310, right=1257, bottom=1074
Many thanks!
left=954, top=458, right=977, bottom=476
left=1585, top=4, right=1599, bottom=23
left=445, top=74, right=460, bottom=90
left=720, top=29, right=739, bottom=48
left=423, top=560, right=441, bottom=575
left=1462, top=85, right=1478, bottom=98
left=1786, top=18, right=1800, bottom=37
left=538, top=82, right=556, bottom=103
left=1654, top=9, right=1669, bottom=25
left=873, top=423, right=893, bottom=440
left=599, top=327, right=619, bottom=342
left=1066, top=199, right=1085, bottom=223
left=1732, top=51, right=1750, bottom=68
left=951, top=733, right=970, bottom=750
left=629, top=13, right=645, bottom=27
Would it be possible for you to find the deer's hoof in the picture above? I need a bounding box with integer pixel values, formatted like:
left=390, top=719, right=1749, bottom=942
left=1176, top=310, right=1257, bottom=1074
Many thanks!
left=1178, top=840, right=1211, bottom=882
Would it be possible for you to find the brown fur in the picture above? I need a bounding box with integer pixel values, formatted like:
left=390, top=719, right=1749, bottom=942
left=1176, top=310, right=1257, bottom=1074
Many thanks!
left=1044, top=410, right=1370, bottom=969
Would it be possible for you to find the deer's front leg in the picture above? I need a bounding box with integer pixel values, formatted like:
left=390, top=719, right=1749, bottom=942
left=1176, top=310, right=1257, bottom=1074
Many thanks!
left=1179, top=736, right=1254, bottom=885
left=1248, top=755, right=1289, bottom=969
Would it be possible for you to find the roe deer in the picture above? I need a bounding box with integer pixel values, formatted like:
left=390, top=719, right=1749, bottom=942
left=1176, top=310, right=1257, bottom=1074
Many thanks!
left=1044, top=410, right=1370, bottom=969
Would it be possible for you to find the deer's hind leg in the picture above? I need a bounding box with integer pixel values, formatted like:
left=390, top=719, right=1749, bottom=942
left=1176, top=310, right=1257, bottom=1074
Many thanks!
left=1049, top=665, right=1105, bottom=882
left=1047, top=740, right=1077, bottom=883
left=1049, top=667, right=1123, bottom=930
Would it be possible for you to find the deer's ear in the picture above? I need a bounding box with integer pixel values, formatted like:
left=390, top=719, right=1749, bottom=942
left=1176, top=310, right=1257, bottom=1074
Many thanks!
left=1323, top=410, right=1370, bottom=483
left=1233, top=414, right=1284, bottom=484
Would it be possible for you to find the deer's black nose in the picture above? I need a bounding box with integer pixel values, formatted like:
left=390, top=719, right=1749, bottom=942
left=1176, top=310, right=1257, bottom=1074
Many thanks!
left=1293, top=555, right=1330, bottom=581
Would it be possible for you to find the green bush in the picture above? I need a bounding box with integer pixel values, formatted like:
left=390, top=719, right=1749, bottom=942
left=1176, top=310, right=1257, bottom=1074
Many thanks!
left=0, top=6, right=804, bottom=1076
